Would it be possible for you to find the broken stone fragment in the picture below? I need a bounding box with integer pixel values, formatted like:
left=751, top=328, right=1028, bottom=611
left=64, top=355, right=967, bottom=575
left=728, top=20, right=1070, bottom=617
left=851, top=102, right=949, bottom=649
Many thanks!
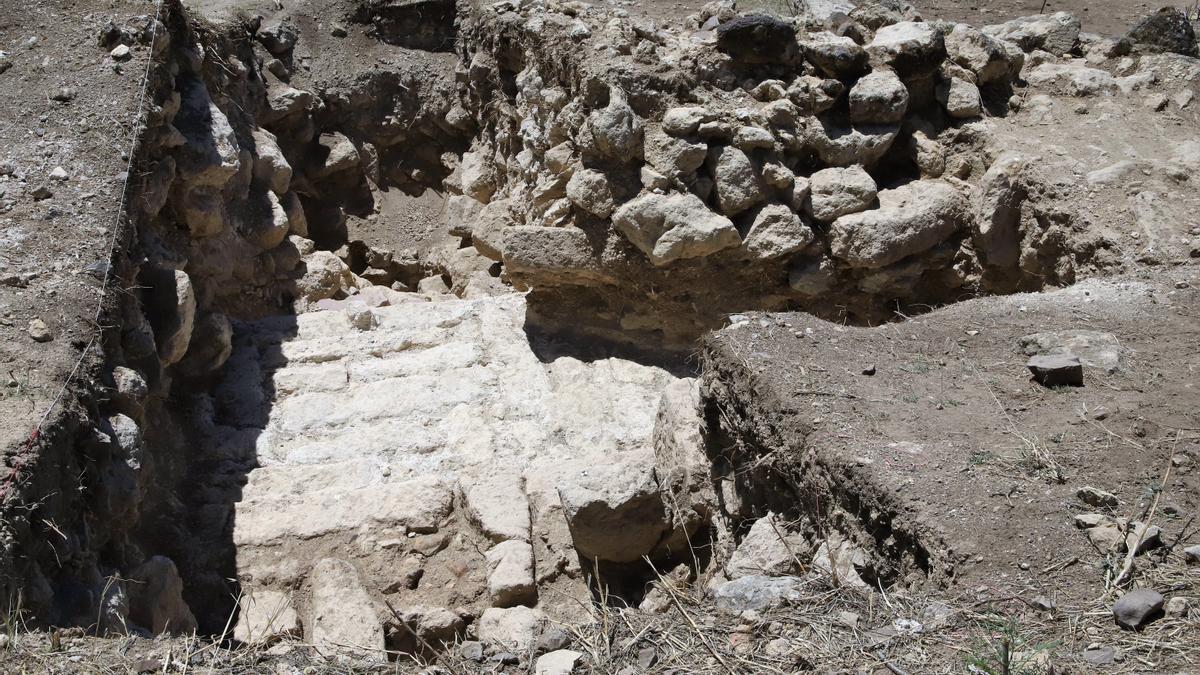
left=713, top=575, right=804, bottom=614
left=250, top=128, right=292, bottom=195
left=308, top=558, right=384, bottom=657
left=27, top=318, right=52, bottom=342
left=662, top=106, right=716, bottom=136
left=486, top=540, right=537, bottom=608
left=727, top=514, right=806, bottom=579
left=464, top=474, right=531, bottom=543
left=645, top=127, right=708, bottom=175
left=804, top=120, right=899, bottom=168
left=313, top=132, right=361, bottom=179
left=477, top=606, right=545, bottom=652
left=536, top=649, right=584, bottom=675
left=234, top=589, right=300, bottom=645
left=1026, top=353, right=1083, bottom=387
left=812, top=535, right=870, bottom=589
left=390, top=605, right=465, bottom=654
left=612, top=192, right=741, bottom=267
left=1112, top=588, right=1164, bottom=630
left=150, top=269, right=196, bottom=366
left=1019, top=331, right=1122, bottom=374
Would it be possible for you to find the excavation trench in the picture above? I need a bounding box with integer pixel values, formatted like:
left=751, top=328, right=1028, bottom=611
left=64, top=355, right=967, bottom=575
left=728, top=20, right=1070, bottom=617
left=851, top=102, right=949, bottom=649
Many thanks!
left=7, top=0, right=1107, bottom=656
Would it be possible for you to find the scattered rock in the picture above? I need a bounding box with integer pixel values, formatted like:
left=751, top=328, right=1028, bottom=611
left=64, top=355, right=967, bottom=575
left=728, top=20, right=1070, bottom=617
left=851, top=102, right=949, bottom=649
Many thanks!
left=27, top=318, right=52, bottom=342
left=1112, top=589, right=1164, bottom=630
left=1164, top=596, right=1190, bottom=618
left=1185, top=545, right=1200, bottom=564
left=1082, top=644, right=1119, bottom=666
left=535, top=649, right=583, bottom=675
left=713, top=575, right=804, bottom=614
left=727, top=513, right=806, bottom=578
left=460, top=640, right=485, bottom=662
left=1026, top=354, right=1083, bottom=387
left=1076, top=486, right=1119, bottom=509
left=110, top=44, right=131, bottom=61
left=1019, top=331, right=1122, bottom=374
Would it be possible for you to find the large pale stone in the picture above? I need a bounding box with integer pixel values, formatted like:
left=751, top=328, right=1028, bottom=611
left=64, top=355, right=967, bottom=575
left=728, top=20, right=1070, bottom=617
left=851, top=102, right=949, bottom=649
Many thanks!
left=464, top=475, right=531, bottom=542
left=612, top=192, right=741, bottom=266
left=809, top=166, right=878, bottom=223
left=251, top=128, right=292, bottom=195
left=557, top=461, right=669, bottom=563
left=741, top=204, right=814, bottom=260
left=828, top=180, right=969, bottom=268
left=707, top=145, right=765, bottom=216
left=309, top=558, right=384, bottom=657
left=477, top=606, right=545, bottom=651
left=565, top=168, right=615, bottom=218
left=486, top=540, right=537, bottom=607
left=234, top=590, right=300, bottom=644
left=727, top=514, right=806, bottom=579
left=983, top=12, right=1081, bottom=56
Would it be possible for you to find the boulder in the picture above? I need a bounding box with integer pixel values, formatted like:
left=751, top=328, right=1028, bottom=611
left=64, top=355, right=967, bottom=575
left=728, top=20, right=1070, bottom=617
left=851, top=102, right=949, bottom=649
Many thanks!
left=937, top=77, right=982, bottom=118
left=707, top=145, right=766, bottom=216
left=982, top=12, right=1081, bottom=57
left=727, top=514, right=806, bottom=578
left=652, top=380, right=717, bottom=558
left=849, top=69, right=909, bottom=125
left=716, top=14, right=799, bottom=65
left=809, top=166, right=878, bottom=223
left=865, top=21, right=945, bottom=74
left=308, top=558, right=384, bottom=656
left=802, top=32, right=868, bottom=77
left=565, top=168, right=615, bottom=218
left=127, top=556, right=197, bottom=635
left=741, top=204, right=815, bottom=259
left=485, top=540, right=537, bottom=607
left=945, top=24, right=1012, bottom=83
left=557, top=461, right=669, bottom=563
left=612, top=192, right=741, bottom=266
left=828, top=179, right=968, bottom=268
left=1127, top=8, right=1198, bottom=57
left=234, top=590, right=301, bottom=644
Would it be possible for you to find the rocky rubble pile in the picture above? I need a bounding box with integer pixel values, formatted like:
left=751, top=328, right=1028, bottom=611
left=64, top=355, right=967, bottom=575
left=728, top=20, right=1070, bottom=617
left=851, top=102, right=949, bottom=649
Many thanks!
left=440, top=1, right=1127, bottom=343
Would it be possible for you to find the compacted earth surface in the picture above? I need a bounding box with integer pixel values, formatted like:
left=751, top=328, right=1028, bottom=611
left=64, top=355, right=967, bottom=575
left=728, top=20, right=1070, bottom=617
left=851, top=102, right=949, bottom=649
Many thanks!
left=0, top=0, right=1198, bottom=673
